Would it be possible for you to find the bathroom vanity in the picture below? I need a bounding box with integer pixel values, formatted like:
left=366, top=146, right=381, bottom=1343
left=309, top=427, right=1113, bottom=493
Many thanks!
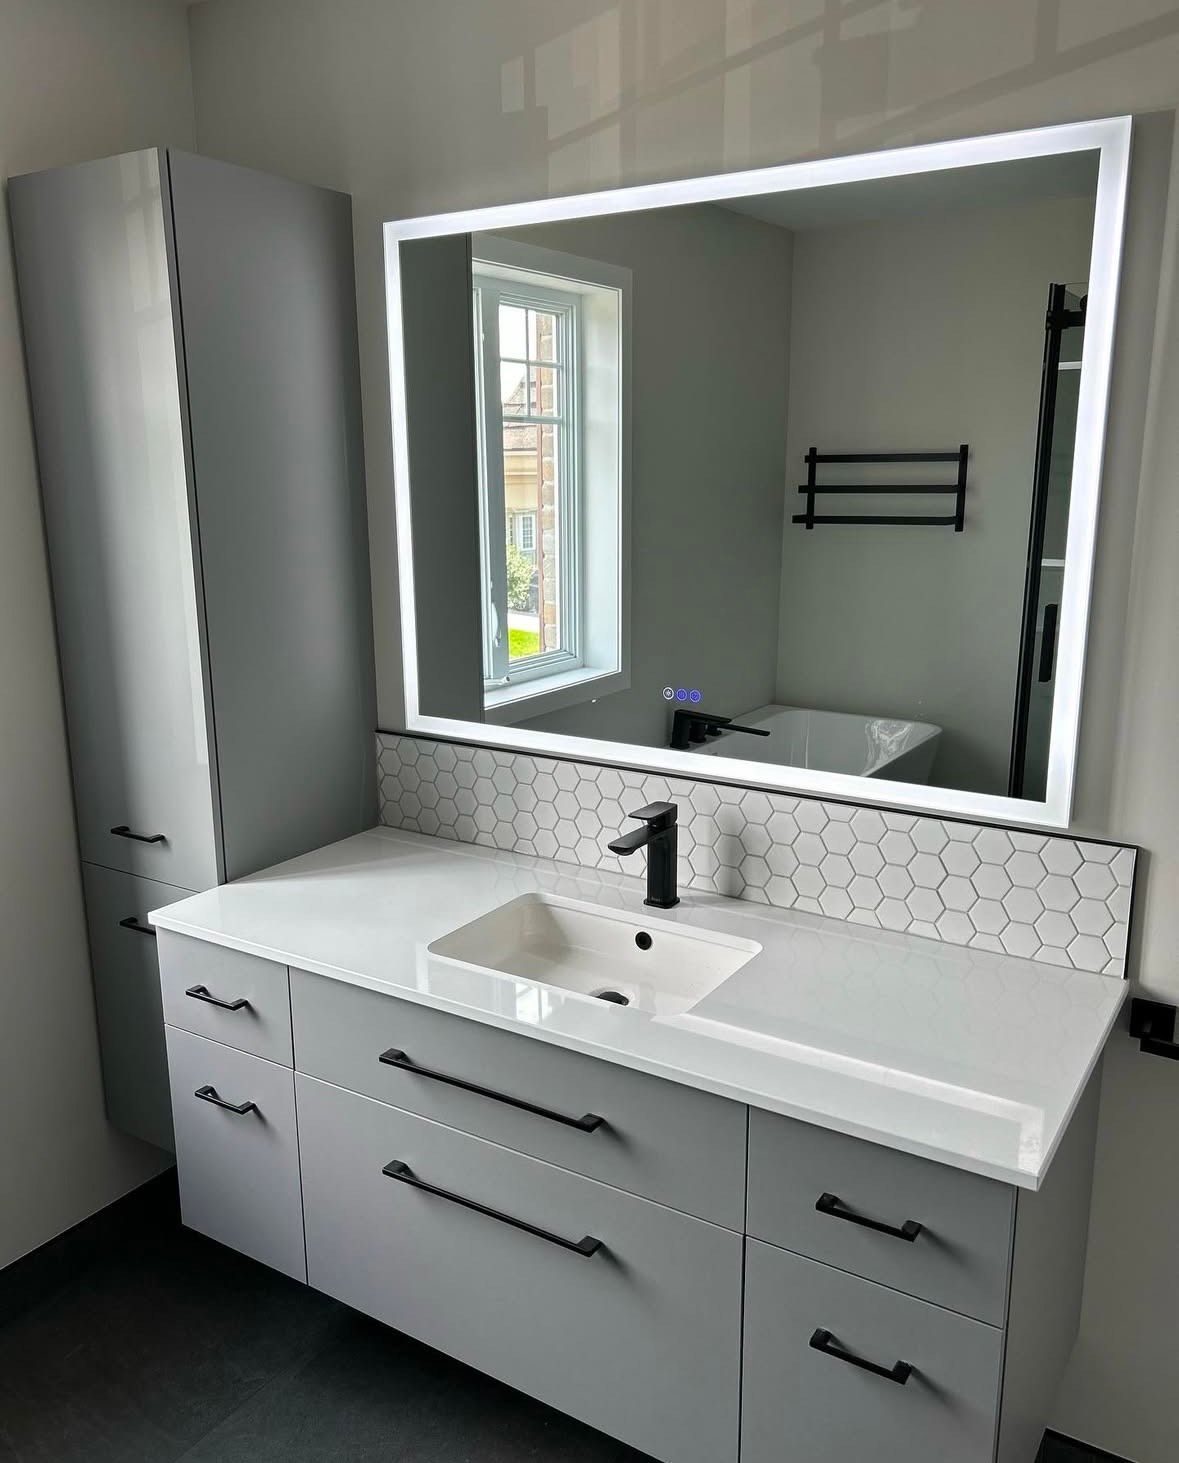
left=151, top=827, right=1125, bottom=1463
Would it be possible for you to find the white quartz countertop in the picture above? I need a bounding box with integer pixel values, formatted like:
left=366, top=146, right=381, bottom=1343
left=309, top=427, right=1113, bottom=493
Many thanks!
left=150, top=826, right=1128, bottom=1190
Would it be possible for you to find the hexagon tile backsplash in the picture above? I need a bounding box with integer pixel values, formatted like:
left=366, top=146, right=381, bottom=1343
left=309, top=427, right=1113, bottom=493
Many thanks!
left=375, top=734, right=1136, bottom=979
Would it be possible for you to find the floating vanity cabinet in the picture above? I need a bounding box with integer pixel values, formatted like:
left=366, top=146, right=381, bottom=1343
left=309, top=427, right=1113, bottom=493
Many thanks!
left=9, top=148, right=375, bottom=1148
left=158, top=931, right=1105, bottom=1463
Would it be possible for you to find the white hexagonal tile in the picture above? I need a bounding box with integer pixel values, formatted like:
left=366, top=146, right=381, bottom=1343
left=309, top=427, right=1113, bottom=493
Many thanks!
left=492, top=766, right=517, bottom=795
left=740, top=855, right=770, bottom=889
left=879, top=865, right=914, bottom=899
left=689, top=844, right=719, bottom=877
left=1039, top=875, right=1080, bottom=913
left=848, top=876, right=882, bottom=911
left=767, top=844, right=799, bottom=877
left=689, top=783, right=720, bottom=817
left=767, top=811, right=799, bottom=845
left=1005, top=851, right=1045, bottom=889
left=820, top=853, right=854, bottom=888
left=906, top=887, right=942, bottom=923
left=910, top=853, right=946, bottom=889
left=796, top=801, right=829, bottom=833
left=1075, top=861, right=1116, bottom=900
left=936, top=910, right=973, bottom=945
left=941, top=841, right=980, bottom=878
left=1000, top=922, right=1039, bottom=958
left=744, top=825, right=772, bottom=858
left=880, top=830, right=916, bottom=866
left=973, top=863, right=1012, bottom=901
left=1072, top=898, right=1113, bottom=937
left=1042, top=841, right=1082, bottom=877
left=877, top=898, right=910, bottom=931
left=969, top=898, right=1007, bottom=935
left=1067, top=934, right=1110, bottom=970
left=850, top=808, right=887, bottom=844
left=819, top=887, right=853, bottom=920
left=1035, top=909, right=1076, bottom=948
left=1003, top=885, right=1043, bottom=923
left=850, top=843, right=885, bottom=877
left=796, top=833, right=826, bottom=866
left=912, top=821, right=949, bottom=855
left=740, top=792, right=773, bottom=825
left=794, top=865, right=824, bottom=899
left=939, top=876, right=975, bottom=912
left=765, top=875, right=797, bottom=906
left=974, top=827, right=1014, bottom=864
left=820, top=821, right=855, bottom=855
left=1111, top=849, right=1135, bottom=886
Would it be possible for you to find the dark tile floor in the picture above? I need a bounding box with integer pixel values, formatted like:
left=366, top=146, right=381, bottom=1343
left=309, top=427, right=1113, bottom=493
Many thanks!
left=0, top=1174, right=1120, bottom=1463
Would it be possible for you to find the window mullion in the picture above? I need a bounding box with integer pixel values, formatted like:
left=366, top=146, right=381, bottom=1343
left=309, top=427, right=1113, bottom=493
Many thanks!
left=480, top=283, right=510, bottom=682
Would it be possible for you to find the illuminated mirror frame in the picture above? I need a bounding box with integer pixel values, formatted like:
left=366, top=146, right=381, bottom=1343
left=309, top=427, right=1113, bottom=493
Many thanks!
left=385, top=117, right=1131, bottom=829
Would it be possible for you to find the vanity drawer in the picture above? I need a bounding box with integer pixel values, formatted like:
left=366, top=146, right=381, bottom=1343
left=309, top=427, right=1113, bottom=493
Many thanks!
left=746, top=1110, right=1013, bottom=1324
left=290, top=968, right=746, bottom=1229
left=297, top=1074, right=742, bottom=1463
left=166, top=1026, right=305, bottom=1281
left=158, top=931, right=292, bottom=1065
left=741, top=1240, right=1003, bottom=1463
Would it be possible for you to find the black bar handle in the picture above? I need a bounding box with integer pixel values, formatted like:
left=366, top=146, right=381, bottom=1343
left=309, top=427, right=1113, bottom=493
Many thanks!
left=382, top=1159, right=602, bottom=1257
left=194, top=1084, right=257, bottom=1116
left=809, top=1328, right=913, bottom=1385
left=186, top=984, right=251, bottom=1012
left=379, top=1048, right=604, bottom=1132
left=118, top=916, right=156, bottom=938
left=1038, top=602, right=1059, bottom=683
left=110, top=825, right=166, bottom=845
left=816, top=1192, right=923, bottom=1242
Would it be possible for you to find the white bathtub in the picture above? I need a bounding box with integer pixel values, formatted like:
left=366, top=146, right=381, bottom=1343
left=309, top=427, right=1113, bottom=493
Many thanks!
left=696, top=703, right=941, bottom=783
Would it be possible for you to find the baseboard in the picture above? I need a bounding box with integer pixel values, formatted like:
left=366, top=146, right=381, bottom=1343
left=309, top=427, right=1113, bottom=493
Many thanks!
left=0, top=1167, right=179, bottom=1328
left=1041, top=1428, right=1137, bottom=1463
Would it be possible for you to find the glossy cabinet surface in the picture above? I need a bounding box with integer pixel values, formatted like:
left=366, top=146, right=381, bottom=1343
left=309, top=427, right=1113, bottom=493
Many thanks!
left=159, top=931, right=292, bottom=1065
left=742, top=1240, right=1004, bottom=1463
left=10, top=150, right=221, bottom=893
left=81, top=863, right=182, bottom=1151
left=166, top=1026, right=305, bottom=1282
left=291, top=967, right=747, bottom=1229
left=747, top=1107, right=1015, bottom=1325
left=298, top=1074, right=742, bottom=1463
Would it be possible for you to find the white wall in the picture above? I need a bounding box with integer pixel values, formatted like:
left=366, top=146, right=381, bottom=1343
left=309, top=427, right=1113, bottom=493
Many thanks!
left=185, top=4, right=1179, bottom=1458
left=777, top=194, right=1095, bottom=795
left=0, top=0, right=193, bottom=1268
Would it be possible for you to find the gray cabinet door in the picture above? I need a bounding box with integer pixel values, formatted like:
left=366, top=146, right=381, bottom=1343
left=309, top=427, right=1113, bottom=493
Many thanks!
left=81, top=863, right=183, bottom=1151
left=297, top=1074, right=742, bottom=1463
left=747, top=1108, right=1014, bottom=1325
left=166, top=151, right=376, bottom=880
left=158, top=931, right=292, bottom=1066
left=291, top=967, right=747, bottom=1228
left=9, top=150, right=222, bottom=893
left=741, top=1240, right=1003, bottom=1463
left=167, top=1027, right=306, bottom=1282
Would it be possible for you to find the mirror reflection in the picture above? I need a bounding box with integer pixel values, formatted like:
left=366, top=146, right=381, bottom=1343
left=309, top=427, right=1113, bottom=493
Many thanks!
left=401, top=151, right=1099, bottom=801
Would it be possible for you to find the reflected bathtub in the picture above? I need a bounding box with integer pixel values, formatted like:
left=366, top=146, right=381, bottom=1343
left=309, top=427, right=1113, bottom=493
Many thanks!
left=696, top=703, right=941, bottom=783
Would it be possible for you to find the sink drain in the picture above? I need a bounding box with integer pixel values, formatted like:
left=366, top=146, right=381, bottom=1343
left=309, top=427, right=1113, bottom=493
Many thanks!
left=592, top=989, right=631, bottom=1005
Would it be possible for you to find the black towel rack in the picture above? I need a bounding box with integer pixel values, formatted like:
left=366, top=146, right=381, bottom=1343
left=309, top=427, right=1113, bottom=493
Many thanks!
left=793, top=445, right=969, bottom=530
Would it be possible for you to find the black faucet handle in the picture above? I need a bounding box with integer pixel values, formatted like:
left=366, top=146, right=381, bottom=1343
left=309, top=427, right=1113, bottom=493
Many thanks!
left=628, top=801, right=678, bottom=827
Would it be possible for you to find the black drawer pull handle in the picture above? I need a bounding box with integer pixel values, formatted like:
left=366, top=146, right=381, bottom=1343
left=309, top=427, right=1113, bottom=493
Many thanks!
left=119, top=917, right=156, bottom=938
left=194, top=1084, right=257, bottom=1116
left=816, top=1192, right=923, bottom=1242
left=378, top=1048, right=604, bottom=1132
left=809, top=1328, right=913, bottom=1385
left=382, top=1159, right=603, bottom=1257
left=186, top=984, right=251, bottom=1012
left=110, top=825, right=166, bottom=845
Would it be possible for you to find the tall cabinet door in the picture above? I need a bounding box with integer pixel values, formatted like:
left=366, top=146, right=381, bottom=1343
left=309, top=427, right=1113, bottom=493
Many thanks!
left=10, top=150, right=222, bottom=892
left=167, top=151, right=375, bottom=880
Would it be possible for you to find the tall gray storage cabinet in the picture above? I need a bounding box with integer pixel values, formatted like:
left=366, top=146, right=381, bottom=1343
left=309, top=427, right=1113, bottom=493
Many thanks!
left=10, top=148, right=376, bottom=1152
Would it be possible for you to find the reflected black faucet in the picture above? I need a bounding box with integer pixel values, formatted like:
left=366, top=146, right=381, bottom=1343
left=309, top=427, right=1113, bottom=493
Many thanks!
left=669, top=708, right=772, bottom=752
left=607, top=802, right=679, bottom=908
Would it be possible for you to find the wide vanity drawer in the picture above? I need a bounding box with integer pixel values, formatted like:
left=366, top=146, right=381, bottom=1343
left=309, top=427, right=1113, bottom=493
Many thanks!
left=747, top=1109, right=1013, bottom=1324
left=297, top=1075, right=742, bottom=1463
left=741, top=1240, right=1003, bottom=1463
left=81, top=862, right=180, bottom=1152
left=290, top=969, right=746, bottom=1229
left=158, top=932, right=292, bottom=1066
left=166, top=1026, right=305, bottom=1281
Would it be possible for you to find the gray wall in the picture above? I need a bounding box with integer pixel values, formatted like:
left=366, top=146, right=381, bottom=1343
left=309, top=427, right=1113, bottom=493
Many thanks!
left=0, top=0, right=192, bottom=1270
left=494, top=204, right=791, bottom=747
left=186, top=9, right=1179, bottom=1457
left=776, top=194, right=1095, bottom=794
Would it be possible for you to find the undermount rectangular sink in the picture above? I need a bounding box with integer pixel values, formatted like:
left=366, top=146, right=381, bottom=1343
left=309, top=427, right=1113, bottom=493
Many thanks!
left=428, top=893, right=761, bottom=1016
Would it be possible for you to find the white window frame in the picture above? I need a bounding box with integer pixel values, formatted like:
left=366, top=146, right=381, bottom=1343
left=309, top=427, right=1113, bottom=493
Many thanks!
left=385, top=117, right=1131, bottom=827
left=474, top=267, right=582, bottom=689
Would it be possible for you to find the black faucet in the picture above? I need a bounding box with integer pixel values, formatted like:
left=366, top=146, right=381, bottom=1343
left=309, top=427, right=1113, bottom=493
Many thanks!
left=669, top=708, right=772, bottom=751
left=607, top=802, right=679, bottom=908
